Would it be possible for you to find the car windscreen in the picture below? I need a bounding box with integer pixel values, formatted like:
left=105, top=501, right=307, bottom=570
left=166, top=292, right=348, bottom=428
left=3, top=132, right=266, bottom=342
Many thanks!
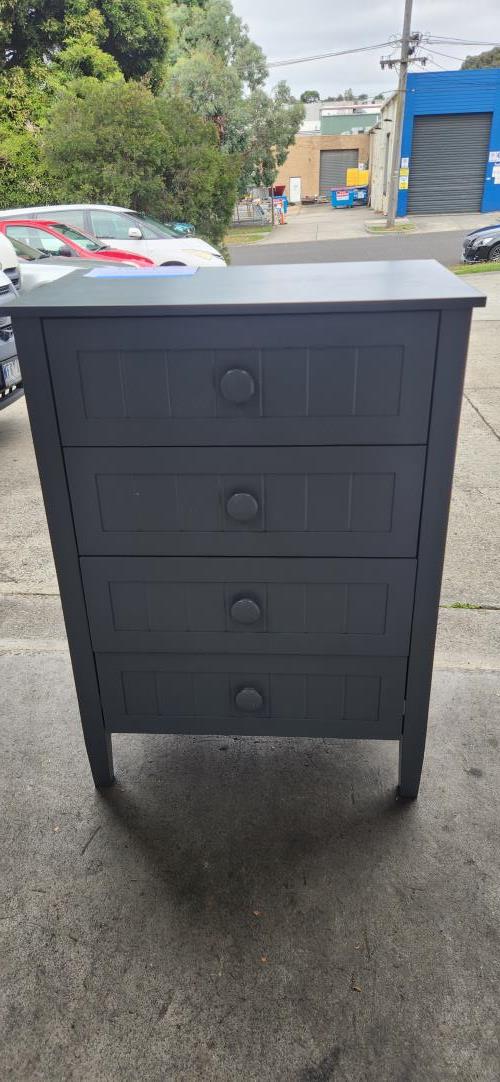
left=127, top=213, right=177, bottom=239
left=48, top=222, right=104, bottom=252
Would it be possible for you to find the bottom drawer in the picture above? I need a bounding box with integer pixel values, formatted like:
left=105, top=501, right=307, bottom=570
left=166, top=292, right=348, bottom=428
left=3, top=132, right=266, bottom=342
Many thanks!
left=97, top=654, right=407, bottom=739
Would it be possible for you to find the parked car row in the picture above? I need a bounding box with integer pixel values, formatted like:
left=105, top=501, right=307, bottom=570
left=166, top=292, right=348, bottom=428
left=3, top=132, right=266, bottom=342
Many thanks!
left=0, top=200, right=227, bottom=411
left=0, top=203, right=225, bottom=267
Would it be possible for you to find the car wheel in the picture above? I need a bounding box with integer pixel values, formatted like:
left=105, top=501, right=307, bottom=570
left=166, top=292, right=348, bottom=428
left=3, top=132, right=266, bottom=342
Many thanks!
left=488, top=244, right=500, bottom=263
left=161, top=261, right=186, bottom=267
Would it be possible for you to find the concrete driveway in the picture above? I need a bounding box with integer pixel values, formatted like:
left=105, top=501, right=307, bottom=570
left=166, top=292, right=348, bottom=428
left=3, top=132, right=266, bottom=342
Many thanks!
left=1, top=273, right=499, bottom=1081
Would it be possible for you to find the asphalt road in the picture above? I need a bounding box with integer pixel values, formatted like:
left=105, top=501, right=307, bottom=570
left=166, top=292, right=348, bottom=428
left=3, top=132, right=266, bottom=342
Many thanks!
left=230, top=230, right=464, bottom=266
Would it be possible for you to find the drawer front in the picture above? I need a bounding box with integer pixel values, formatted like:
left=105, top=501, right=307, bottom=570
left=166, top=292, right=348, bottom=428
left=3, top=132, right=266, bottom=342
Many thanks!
left=66, top=446, right=425, bottom=557
left=82, top=556, right=416, bottom=655
left=45, top=312, right=437, bottom=446
left=97, top=653, right=407, bottom=739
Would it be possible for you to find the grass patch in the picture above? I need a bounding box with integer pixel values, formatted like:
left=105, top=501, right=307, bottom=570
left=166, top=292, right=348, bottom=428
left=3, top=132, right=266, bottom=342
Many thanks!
left=365, top=223, right=416, bottom=234
left=226, top=225, right=273, bottom=245
left=451, top=262, right=500, bottom=275
left=447, top=602, right=482, bottom=610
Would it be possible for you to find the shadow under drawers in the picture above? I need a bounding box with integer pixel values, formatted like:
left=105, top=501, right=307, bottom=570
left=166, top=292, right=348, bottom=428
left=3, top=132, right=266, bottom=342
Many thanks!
left=82, top=556, right=416, bottom=655
left=66, top=445, right=426, bottom=557
left=96, top=653, right=407, bottom=739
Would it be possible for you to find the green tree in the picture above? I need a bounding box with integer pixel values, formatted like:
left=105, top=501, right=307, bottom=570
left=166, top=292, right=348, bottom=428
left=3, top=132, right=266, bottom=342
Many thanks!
left=238, top=82, right=305, bottom=191
left=169, top=0, right=267, bottom=90
left=166, top=0, right=304, bottom=191
left=0, top=1, right=173, bottom=82
left=43, top=78, right=239, bottom=243
left=461, top=47, right=500, bottom=70
left=300, top=90, right=320, bottom=103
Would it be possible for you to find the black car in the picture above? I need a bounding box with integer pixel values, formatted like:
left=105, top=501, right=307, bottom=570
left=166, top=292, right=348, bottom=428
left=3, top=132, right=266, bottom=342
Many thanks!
left=0, top=270, right=23, bottom=410
left=462, top=224, right=500, bottom=264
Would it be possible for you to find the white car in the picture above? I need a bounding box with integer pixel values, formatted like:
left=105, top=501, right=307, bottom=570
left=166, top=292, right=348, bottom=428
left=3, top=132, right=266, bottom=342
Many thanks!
left=0, top=203, right=226, bottom=268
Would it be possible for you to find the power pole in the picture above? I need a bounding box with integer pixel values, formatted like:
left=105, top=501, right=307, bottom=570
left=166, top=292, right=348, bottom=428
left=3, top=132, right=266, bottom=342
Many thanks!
left=382, top=0, right=415, bottom=227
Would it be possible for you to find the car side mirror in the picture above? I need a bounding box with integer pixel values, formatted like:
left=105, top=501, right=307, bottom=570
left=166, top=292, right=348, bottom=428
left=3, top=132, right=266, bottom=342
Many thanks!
left=58, top=246, right=73, bottom=257
left=128, top=226, right=143, bottom=239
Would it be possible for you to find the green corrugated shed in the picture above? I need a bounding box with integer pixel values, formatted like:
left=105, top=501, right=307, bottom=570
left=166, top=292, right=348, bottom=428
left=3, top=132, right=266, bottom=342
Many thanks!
left=320, top=113, right=379, bottom=135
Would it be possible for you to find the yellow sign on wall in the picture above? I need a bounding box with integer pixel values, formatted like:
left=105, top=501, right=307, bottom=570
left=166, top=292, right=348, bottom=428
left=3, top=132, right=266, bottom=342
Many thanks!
left=399, top=175, right=409, bottom=190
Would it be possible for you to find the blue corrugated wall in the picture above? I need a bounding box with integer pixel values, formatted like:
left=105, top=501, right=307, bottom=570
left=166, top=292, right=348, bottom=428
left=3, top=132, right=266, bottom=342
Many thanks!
left=397, top=69, right=500, bottom=215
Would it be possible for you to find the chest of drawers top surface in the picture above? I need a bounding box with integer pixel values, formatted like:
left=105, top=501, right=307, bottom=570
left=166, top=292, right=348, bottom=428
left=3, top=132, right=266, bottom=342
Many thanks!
left=12, top=259, right=485, bottom=318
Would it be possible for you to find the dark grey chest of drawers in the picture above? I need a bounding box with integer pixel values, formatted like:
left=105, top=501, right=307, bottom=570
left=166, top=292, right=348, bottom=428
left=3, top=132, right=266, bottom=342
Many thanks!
left=12, top=261, right=484, bottom=797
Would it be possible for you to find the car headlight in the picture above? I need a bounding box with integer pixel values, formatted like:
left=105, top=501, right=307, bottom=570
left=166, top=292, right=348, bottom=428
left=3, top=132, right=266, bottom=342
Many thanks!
left=471, top=236, right=493, bottom=247
left=191, top=250, right=224, bottom=262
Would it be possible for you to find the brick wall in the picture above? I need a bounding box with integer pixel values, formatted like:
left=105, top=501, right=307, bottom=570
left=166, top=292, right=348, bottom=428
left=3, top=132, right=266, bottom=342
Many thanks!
left=275, top=133, right=370, bottom=200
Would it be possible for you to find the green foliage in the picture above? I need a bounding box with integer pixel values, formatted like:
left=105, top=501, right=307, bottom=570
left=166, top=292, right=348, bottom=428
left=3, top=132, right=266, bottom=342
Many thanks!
left=169, top=0, right=267, bottom=90
left=238, top=82, right=304, bottom=192
left=300, top=90, right=320, bottom=103
left=167, top=49, right=241, bottom=133
left=43, top=79, right=239, bottom=243
left=0, top=126, right=52, bottom=208
left=0, top=1, right=174, bottom=82
left=99, top=0, right=173, bottom=84
left=0, top=65, right=58, bottom=208
left=56, top=32, right=123, bottom=80
left=461, top=47, right=500, bottom=70
left=166, top=0, right=304, bottom=191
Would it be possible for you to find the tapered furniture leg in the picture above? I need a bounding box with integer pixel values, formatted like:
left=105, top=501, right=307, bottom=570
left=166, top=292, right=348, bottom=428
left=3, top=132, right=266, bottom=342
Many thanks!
left=84, top=726, right=115, bottom=788
left=398, top=729, right=425, bottom=799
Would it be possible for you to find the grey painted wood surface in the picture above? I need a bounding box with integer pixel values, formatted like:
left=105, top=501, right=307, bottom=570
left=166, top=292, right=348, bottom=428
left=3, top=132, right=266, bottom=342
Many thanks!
left=81, top=556, right=416, bottom=655
left=65, top=445, right=425, bottom=558
left=45, top=312, right=437, bottom=445
left=11, top=260, right=485, bottom=316
left=96, top=653, right=407, bottom=739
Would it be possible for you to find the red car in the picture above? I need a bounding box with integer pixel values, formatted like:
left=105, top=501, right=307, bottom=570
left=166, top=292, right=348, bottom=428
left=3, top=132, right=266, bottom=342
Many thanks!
left=0, top=219, right=155, bottom=267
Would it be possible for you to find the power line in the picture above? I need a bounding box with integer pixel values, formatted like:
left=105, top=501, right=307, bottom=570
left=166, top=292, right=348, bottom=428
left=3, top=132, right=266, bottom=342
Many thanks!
left=267, top=35, right=500, bottom=70
left=423, top=52, right=449, bottom=70
left=268, top=40, right=395, bottom=69
left=427, top=37, right=500, bottom=46
left=424, top=47, right=466, bottom=61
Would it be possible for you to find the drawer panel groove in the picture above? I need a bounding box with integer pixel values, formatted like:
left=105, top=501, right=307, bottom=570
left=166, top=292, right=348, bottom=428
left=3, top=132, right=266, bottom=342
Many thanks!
left=45, top=312, right=437, bottom=446
left=97, top=653, right=407, bottom=739
left=82, top=556, right=416, bottom=655
left=66, top=445, right=425, bottom=557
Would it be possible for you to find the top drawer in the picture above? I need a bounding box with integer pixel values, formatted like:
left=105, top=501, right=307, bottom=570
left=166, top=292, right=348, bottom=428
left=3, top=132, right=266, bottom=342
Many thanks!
left=44, top=312, right=437, bottom=446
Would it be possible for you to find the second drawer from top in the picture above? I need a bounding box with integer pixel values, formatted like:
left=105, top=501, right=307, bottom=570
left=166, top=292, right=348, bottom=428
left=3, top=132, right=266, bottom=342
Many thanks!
left=45, top=311, right=438, bottom=446
left=66, top=445, right=426, bottom=557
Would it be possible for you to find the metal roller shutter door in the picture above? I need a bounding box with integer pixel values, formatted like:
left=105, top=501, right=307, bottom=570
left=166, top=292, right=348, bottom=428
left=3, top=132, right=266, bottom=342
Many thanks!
left=408, top=113, right=491, bottom=213
left=319, top=150, right=358, bottom=199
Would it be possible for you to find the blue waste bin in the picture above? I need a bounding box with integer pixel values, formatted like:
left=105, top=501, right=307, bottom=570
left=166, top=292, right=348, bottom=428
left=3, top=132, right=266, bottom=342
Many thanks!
left=331, top=188, right=355, bottom=208
left=351, top=186, right=368, bottom=206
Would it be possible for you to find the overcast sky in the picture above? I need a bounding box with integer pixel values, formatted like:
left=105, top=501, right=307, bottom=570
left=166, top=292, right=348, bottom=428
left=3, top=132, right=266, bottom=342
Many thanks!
left=231, top=0, right=499, bottom=99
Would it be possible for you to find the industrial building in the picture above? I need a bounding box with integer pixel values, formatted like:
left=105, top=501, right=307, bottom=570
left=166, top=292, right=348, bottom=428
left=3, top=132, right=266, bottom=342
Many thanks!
left=274, top=100, right=379, bottom=203
left=370, top=69, right=500, bottom=216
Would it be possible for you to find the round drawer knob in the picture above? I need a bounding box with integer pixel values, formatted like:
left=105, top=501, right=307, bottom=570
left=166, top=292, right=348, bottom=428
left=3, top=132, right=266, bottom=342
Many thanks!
left=220, top=368, right=255, bottom=404
left=235, top=687, right=263, bottom=713
left=230, top=598, right=261, bottom=624
left=226, top=492, right=259, bottom=522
